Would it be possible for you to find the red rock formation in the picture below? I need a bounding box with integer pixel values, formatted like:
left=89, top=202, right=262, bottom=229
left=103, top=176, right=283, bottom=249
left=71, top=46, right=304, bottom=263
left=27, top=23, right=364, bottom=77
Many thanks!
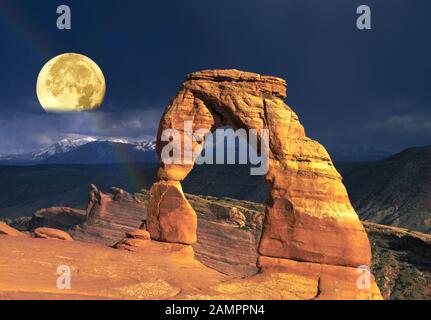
left=78, top=188, right=263, bottom=277
left=0, top=222, right=26, bottom=237
left=71, top=186, right=146, bottom=246
left=115, top=237, right=194, bottom=258
left=147, top=181, right=197, bottom=244
left=31, top=207, right=86, bottom=231
left=186, top=194, right=262, bottom=277
left=33, top=227, right=73, bottom=241
left=257, top=256, right=381, bottom=300
left=145, top=69, right=381, bottom=299
left=126, top=229, right=151, bottom=240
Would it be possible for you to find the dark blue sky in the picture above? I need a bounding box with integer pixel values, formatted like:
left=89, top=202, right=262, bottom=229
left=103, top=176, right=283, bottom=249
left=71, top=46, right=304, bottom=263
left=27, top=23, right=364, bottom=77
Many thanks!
left=0, top=0, right=430, bottom=159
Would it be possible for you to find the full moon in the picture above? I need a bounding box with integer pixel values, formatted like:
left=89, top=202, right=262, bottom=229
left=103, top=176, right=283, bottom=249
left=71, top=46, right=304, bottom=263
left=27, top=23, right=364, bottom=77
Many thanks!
left=36, top=53, right=106, bottom=112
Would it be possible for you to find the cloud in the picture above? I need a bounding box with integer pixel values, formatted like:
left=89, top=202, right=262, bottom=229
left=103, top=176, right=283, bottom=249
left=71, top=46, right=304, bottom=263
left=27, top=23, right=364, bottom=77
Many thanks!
left=367, top=115, right=431, bottom=134
left=0, top=105, right=163, bottom=154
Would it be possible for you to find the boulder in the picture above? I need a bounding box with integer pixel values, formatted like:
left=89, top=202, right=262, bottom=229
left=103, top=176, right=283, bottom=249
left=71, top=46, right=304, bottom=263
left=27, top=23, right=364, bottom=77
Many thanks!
left=126, top=229, right=151, bottom=240
left=229, top=207, right=246, bottom=227
left=31, top=207, right=86, bottom=231
left=9, top=216, right=32, bottom=231
left=250, top=212, right=264, bottom=230
left=0, top=222, right=26, bottom=237
left=115, top=238, right=194, bottom=258
left=33, top=227, right=73, bottom=241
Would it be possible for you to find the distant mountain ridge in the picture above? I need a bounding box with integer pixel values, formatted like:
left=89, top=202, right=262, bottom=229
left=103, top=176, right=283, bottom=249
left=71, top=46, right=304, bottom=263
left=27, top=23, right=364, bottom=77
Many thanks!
left=0, top=135, right=397, bottom=166
left=2, top=137, right=431, bottom=235
left=43, top=141, right=158, bottom=164
left=326, top=145, right=394, bottom=162
left=340, top=145, right=431, bottom=233
left=0, top=136, right=157, bottom=165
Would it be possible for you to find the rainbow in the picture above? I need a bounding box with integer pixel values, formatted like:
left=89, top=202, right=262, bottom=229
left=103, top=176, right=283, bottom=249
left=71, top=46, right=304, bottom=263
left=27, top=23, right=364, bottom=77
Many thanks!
left=0, top=2, right=54, bottom=58
left=90, top=112, right=156, bottom=192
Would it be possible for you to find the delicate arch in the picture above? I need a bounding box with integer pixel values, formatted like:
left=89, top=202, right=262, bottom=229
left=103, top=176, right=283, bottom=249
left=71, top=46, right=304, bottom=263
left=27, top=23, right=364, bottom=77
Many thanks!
left=147, top=69, right=371, bottom=268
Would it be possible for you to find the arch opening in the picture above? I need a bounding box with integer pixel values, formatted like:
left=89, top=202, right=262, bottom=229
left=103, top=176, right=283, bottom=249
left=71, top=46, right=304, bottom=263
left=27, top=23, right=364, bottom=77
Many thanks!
left=183, top=126, right=269, bottom=203
left=180, top=127, right=270, bottom=276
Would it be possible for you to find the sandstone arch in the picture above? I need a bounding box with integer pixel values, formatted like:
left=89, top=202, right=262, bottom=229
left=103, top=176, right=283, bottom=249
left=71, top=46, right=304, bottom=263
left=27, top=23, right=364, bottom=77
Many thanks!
left=147, top=69, right=372, bottom=270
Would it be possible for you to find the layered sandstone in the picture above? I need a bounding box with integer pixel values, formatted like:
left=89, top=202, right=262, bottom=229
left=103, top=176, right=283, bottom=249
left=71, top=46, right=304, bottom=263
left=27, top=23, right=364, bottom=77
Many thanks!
left=186, top=193, right=263, bottom=277
left=70, top=185, right=146, bottom=246
left=37, top=187, right=260, bottom=277
left=145, top=69, right=380, bottom=299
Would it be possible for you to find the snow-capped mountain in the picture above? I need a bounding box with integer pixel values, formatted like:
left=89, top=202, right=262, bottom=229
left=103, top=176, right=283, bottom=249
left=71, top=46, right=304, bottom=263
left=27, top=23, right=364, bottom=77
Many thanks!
left=30, top=137, right=98, bottom=160
left=0, top=136, right=157, bottom=165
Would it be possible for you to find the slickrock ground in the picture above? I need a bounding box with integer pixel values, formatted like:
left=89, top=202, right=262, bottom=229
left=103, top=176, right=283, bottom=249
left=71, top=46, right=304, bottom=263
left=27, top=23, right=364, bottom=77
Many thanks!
left=0, top=236, right=380, bottom=300
left=1, top=191, right=429, bottom=299
left=0, top=236, right=225, bottom=300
